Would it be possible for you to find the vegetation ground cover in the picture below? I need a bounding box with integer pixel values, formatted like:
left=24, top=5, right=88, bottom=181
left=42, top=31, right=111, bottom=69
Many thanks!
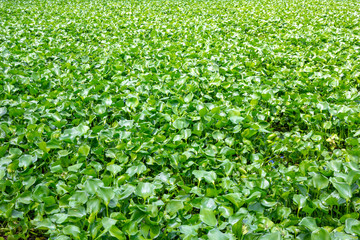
left=0, top=0, right=360, bottom=239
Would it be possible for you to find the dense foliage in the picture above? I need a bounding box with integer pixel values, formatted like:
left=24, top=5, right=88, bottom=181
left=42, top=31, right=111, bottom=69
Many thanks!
left=1, top=0, right=360, bottom=239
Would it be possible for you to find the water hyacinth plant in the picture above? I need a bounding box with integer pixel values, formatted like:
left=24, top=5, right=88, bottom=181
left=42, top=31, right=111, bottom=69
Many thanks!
left=0, top=0, right=360, bottom=239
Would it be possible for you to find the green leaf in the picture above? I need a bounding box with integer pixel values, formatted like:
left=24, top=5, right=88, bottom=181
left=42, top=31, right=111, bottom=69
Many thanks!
left=166, top=200, right=184, bottom=215
left=276, top=206, right=291, bottom=219
left=219, top=206, right=233, bottom=218
left=38, top=141, right=49, bottom=153
left=19, top=154, right=36, bottom=168
left=346, top=170, right=360, bottom=185
left=193, top=170, right=217, bottom=184
left=312, top=173, right=329, bottom=190
left=345, top=219, right=360, bottom=235
left=330, top=178, right=352, bottom=200
left=311, top=228, right=330, bottom=240
left=232, top=219, right=243, bottom=238
left=84, top=178, right=104, bottom=195
left=63, top=225, right=81, bottom=239
left=228, top=109, right=243, bottom=124
left=60, top=124, right=89, bottom=142
left=125, top=95, right=139, bottom=108
left=324, top=191, right=340, bottom=206
left=119, top=185, right=136, bottom=200
left=208, top=229, right=229, bottom=240
left=78, top=144, right=90, bottom=157
left=34, top=218, right=56, bottom=230
left=193, top=122, right=204, bottom=136
left=94, top=104, right=107, bottom=115
left=184, top=92, right=194, bottom=103
left=173, top=118, right=189, bottom=130
left=70, top=191, right=88, bottom=205
left=224, top=193, right=244, bottom=208
left=212, top=131, right=225, bottom=141
left=52, top=213, right=69, bottom=224
left=135, top=182, right=156, bottom=200
left=0, top=107, right=7, bottom=117
left=109, top=225, right=126, bottom=239
left=0, top=168, right=5, bottom=180
left=9, top=148, right=22, bottom=157
left=330, top=232, right=358, bottom=240
left=219, top=146, right=235, bottom=156
left=293, top=194, right=307, bottom=209
left=0, top=144, right=9, bottom=157
left=102, top=217, right=117, bottom=231
left=58, top=150, right=70, bottom=157
left=68, top=163, right=83, bottom=172
left=323, top=121, right=332, bottom=129
left=97, top=187, right=115, bottom=205
left=46, top=139, right=62, bottom=149
left=259, top=232, right=281, bottom=240
left=126, top=163, right=146, bottom=177
left=299, top=217, right=318, bottom=231
left=182, top=129, right=192, bottom=140
left=107, top=164, right=122, bottom=176
left=86, top=198, right=101, bottom=214
left=199, top=208, right=217, bottom=226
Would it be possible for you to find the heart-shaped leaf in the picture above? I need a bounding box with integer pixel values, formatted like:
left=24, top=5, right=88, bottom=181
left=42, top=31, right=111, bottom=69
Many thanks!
left=200, top=208, right=217, bottom=226
left=135, top=182, right=156, bottom=200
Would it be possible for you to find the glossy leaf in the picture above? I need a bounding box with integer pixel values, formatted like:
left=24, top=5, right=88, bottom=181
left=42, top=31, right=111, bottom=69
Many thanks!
left=135, top=182, right=156, bottom=200
left=200, top=208, right=217, bottom=227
